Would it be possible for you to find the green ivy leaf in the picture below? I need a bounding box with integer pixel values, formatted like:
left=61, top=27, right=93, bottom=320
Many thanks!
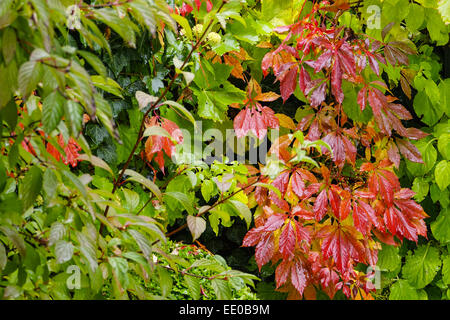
left=377, top=243, right=401, bottom=272
left=389, top=279, right=420, bottom=300
left=435, top=160, right=450, bottom=190
left=402, top=245, right=441, bottom=289
left=438, top=133, right=450, bottom=160
left=431, top=208, right=450, bottom=244
left=412, top=177, right=429, bottom=202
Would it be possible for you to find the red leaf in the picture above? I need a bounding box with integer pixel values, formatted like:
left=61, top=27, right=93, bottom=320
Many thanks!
left=309, top=82, right=327, bottom=107
left=387, top=141, right=400, bottom=168
left=298, top=66, right=311, bottom=94
left=290, top=258, right=308, bottom=295
left=242, top=226, right=265, bottom=247
left=291, top=170, right=306, bottom=198
left=405, top=128, right=429, bottom=140
left=322, top=132, right=346, bottom=167
left=357, top=86, right=368, bottom=111
left=313, top=189, right=328, bottom=221
left=353, top=200, right=378, bottom=235
left=279, top=220, right=296, bottom=259
left=331, top=57, right=344, bottom=104
left=396, top=139, right=423, bottom=163
left=319, top=224, right=365, bottom=274
left=279, top=65, right=298, bottom=102
left=368, top=87, right=387, bottom=117
left=275, top=259, right=291, bottom=288
left=384, top=205, right=420, bottom=242
left=263, top=213, right=286, bottom=231
left=255, top=233, right=274, bottom=269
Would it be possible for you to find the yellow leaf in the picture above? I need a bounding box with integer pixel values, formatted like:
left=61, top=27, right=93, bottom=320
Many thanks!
left=275, top=113, right=296, bottom=130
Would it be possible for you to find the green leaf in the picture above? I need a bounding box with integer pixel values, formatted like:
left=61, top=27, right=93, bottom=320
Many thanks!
left=64, top=100, right=83, bottom=136
left=159, top=100, right=196, bottom=127
left=435, top=160, right=450, bottom=190
left=389, top=279, right=419, bottom=300
left=19, top=166, right=42, bottom=211
left=91, top=75, right=123, bottom=98
left=201, top=179, right=215, bottom=202
left=412, top=177, right=429, bottom=202
left=406, top=3, right=425, bottom=31
left=77, top=154, right=114, bottom=176
left=158, top=266, right=173, bottom=297
left=184, top=275, right=201, bottom=300
left=94, top=8, right=136, bottom=48
left=211, top=278, right=232, bottom=299
left=128, top=229, right=152, bottom=261
left=377, top=243, right=401, bottom=272
left=42, top=168, right=58, bottom=201
left=441, top=254, right=450, bottom=286
left=42, top=91, right=65, bottom=133
left=18, top=60, right=41, bottom=99
left=0, top=226, right=26, bottom=257
left=54, top=240, right=74, bottom=264
left=402, top=244, right=441, bottom=289
left=186, top=215, right=206, bottom=241
left=124, top=169, right=162, bottom=201
left=438, top=133, right=450, bottom=160
left=0, top=242, right=6, bottom=271
left=76, top=231, right=98, bottom=273
left=171, top=14, right=192, bottom=40
left=438, top=0, right=450, bottom=23
left=431, top=208, right=450, bottom=244
left=77, top=50, right=107, bottom=77
left=406, top=139, right=437, bottom=175
left=211, top=34, right=240, bottom=56
left=164, top=191, right=194, bottom=215
left=135, top=90, right=158, bottom=110
left=109, top=256, right=129, bottom=291
left=48, top=222, right=66, bottom=246
left=142, top=125, right=172, bottom=139
left=413, top=90, right=443, bottom=126
left=228, top=199, right=252, bottom=227
left=2, top=27, right=16, bottom=64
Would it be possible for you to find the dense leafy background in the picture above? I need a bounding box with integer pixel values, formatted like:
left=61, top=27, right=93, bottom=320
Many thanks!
left=0, top=0, right=449, bottom=300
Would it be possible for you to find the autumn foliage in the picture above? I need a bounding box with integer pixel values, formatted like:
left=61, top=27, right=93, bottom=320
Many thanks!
left=230, top=3, right=431, bottom=299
